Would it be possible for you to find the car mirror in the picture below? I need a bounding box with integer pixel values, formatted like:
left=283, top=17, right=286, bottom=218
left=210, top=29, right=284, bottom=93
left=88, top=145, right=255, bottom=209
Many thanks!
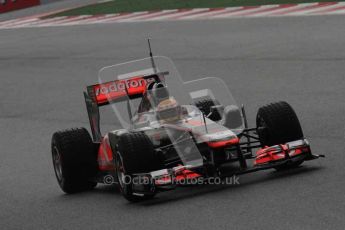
left=208, top=105, right=224, bottom=118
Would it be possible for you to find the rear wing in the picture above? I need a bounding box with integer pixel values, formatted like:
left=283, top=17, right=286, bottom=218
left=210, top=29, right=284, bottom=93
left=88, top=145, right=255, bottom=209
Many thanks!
left=84, top=72, right=167, bottom=142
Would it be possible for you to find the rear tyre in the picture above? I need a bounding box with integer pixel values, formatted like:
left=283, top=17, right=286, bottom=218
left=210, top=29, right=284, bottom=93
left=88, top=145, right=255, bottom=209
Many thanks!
left=256, top=101, right=305, bottom=170
left=194, top=97, right=222, bottom=121
left=115, top=132, right=162, bottom=202
left=51, top=128, right=98, bottom=193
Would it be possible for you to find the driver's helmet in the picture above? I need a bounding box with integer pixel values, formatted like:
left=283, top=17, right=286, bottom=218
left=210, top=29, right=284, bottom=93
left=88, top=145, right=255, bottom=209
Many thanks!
left=156, top=97, right=181, bottom=123
left=147, top=82, right=169, bottom=106
left=147, top=82, right=182, bottom=122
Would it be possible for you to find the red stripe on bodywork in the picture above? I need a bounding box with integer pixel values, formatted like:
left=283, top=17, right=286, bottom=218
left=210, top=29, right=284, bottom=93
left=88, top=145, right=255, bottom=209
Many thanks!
left=207, top=138, right=239, bottom=148
left=98, top=135, right=115, bottom=171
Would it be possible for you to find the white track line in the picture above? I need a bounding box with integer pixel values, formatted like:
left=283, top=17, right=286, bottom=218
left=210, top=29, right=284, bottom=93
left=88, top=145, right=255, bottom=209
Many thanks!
left=307, top=2, right=345, bottom=14
left=170, top=8, right=220, bottom=19
left=179, top=8, right=229, bottom=20
left=289, top=2, right=340, bottom=15
left=100, top=12, right=150, bottom=23
left=0, top=18, right=23, bottom=27
left=212, top=6, right=260, bottom=18
left=327, top=7, right=345, bottom=13
left=62, top=15, right=101, bottom=25
left=245, top=4, right=298, bottom=17
left=2, top=18, right=40, bottom=28
left=52, top=15, right=92, bottom=25
left=269, top=3, right=333, bottom=16
left=150, top=9, right=206, bottom=21
left=22, top=16, right=67, bottom=27
left=131, top=9, right=179, bottom=21
left=68, top=15, right=112, bottom=25
left=229, top=4, right=292, bottom=17
left=223, top=5, right=285, bottom=17
left=120, top=10, right=177, bottom=22
left=2, top=2, right=345, bottom=29
left=261, top=3, right=315, bottom=16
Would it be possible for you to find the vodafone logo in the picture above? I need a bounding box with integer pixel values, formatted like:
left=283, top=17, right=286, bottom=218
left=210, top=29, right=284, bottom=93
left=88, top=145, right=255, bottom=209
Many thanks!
left=95, top=77, right=155, bottom=96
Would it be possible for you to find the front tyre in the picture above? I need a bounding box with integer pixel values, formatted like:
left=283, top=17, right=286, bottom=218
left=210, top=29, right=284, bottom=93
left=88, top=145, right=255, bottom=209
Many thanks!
left=114, top=132, right=162, bottom=202
left=194, top=97, right=222, bottom=121
left=256, top=101, right=305, bottom=170
left=51, top=128, right=98, bottom=193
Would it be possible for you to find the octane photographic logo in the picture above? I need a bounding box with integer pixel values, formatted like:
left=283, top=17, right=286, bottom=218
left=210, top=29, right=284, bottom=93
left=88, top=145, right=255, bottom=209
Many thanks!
left=103, top=175, right=117, bottom=185
left=103, top=174, right=240, bottom=186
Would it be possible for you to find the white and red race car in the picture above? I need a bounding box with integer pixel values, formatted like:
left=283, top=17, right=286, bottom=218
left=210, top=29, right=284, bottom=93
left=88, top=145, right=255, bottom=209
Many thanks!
left=51, top=55, right=324, bottom=201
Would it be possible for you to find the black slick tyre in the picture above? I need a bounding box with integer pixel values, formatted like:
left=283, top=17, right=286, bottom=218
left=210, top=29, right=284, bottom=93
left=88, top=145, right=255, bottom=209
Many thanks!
left=51, top=128, right=98, bottom=193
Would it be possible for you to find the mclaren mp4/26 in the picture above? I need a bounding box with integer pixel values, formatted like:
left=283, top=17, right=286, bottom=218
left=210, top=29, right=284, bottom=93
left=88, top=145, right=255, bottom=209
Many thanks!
left=51, top=55, right=324, bottom=201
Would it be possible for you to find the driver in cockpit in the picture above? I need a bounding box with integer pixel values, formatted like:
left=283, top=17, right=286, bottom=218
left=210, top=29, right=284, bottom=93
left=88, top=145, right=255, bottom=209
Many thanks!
left=146, top=82, right=184, bottom=123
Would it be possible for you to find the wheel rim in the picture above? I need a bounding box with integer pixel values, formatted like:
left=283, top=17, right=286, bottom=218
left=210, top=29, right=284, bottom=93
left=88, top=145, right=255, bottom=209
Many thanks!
left=52, top=146, right=63, bottom=182
left=116, top=154, right=127, bottom=189
left=257, top=115, right=269, bottom=145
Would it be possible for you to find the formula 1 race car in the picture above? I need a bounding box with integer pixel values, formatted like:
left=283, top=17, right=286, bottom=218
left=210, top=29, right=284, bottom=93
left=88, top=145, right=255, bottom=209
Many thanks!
left=51, top=51, right=324, bottom=201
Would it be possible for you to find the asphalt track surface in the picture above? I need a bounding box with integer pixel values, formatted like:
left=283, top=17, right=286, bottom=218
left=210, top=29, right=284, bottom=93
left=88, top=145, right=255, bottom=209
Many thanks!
left=1, top=15, right=345, bottom=230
